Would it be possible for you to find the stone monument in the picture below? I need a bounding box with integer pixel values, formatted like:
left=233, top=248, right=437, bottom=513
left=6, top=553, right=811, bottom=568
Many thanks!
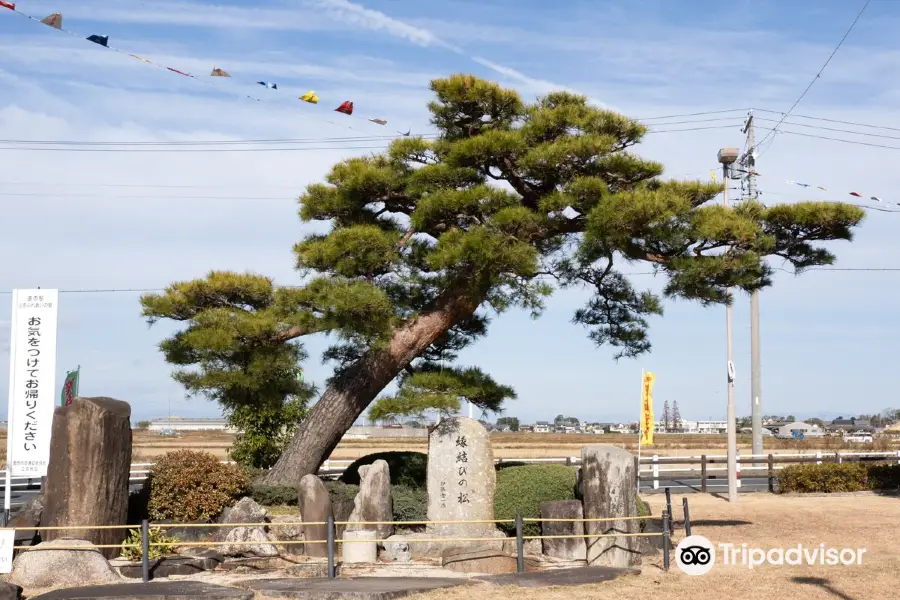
left=298, top=474, right=334, bottom=559
left=41, top=397, right=133, bottom=558
left=425, top=417, right=496, bottom=538
left=581, top=445, right=641, bottom=567
left=346, top=460, right=393, bottom=539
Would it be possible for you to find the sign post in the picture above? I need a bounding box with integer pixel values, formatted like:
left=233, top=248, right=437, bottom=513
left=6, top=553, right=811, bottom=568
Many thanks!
left=4, top=289, right=59, bottom=524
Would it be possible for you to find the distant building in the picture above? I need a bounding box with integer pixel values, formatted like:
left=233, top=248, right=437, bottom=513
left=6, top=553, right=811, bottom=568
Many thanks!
left=695, top=420, right=727, bottom=434
left=147, top=416, right=235, bottom=432
left=775, top=421, right=825, bottom=439
left=533, top=421, right=551, bottom=433
left=828, top=418, right=872, bottom=433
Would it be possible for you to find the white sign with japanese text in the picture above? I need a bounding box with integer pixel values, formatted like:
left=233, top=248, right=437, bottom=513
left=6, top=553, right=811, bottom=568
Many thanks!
left=0, top=529, right=14, bottom=573
left=6, top=289, right=59, bottom=478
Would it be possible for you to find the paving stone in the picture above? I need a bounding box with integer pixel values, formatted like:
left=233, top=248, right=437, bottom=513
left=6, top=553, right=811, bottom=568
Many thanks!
left=30, top=581, right=253, bottom=600
left=242, top=577, right=468, bottom=599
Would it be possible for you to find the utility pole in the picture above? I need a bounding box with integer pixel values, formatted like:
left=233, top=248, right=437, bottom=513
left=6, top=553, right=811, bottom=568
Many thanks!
left=718, top=147, right=739, bottom=503
left=740, top=111, right=763, bottom=457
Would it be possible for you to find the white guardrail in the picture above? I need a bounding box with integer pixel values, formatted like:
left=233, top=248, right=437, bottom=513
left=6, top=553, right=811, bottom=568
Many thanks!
left=1, top=451, right=898, bottom=504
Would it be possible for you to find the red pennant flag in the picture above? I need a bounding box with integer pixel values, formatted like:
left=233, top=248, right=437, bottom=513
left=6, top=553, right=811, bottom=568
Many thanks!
left=849, top=192, right=862, bottom=197
left=167, top=67, right=190, bottom=76
left=0, top=1, right=16, bottom=10
left=335, top=101, right=354, bottom=115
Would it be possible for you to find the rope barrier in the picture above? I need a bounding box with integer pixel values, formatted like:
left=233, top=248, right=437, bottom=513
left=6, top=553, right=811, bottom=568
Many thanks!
left=150, top=521, right=327, bottom=528
left=523, top=532, right=663, bottom=540
left=333, top=519, right=515, bottom=526
left=336, top=536, right=509, bottom=544
left=523, top=516, right=647, bottom=523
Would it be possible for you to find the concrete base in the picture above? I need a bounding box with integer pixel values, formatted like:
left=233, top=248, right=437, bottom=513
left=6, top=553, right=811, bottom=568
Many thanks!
left=242, top=577, right=468, bottom=599
left=30, top=581, right=253, bottom=600
left=342, top=530, right=377, bottom=564
left=477, top=565, right=638, bottom=588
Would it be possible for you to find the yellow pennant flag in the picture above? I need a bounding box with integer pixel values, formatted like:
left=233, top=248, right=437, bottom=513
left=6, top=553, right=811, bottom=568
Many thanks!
left=640, top=371, right=656, bottom=445
left=299, top=90, right=319, bottom=104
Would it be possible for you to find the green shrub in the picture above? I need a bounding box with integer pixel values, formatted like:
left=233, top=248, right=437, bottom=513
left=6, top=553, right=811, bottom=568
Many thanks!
left=636, top=496, right=651, bottom=532
left=392, top=485, right=427, bottom=525
left=250, top=485, right=298, bottom=507
left=494, top=464, right=578, bottom=536
left=778, top=462, right=869, bottom=493
left=868, top=464, right=900, bottom=490
left=339, top=452, right=427, bottom=488
left=120, top=527, right=177, bottom=561
left=778, top=462, right=900, bottom=493
left=148, top=450, right=249, bottom=522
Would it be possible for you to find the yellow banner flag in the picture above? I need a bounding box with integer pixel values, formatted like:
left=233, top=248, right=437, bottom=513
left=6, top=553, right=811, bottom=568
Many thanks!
left=641, top=371, right=656, bottom=445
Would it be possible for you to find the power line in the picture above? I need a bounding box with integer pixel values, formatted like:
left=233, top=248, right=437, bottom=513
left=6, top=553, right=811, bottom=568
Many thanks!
left=0, top=135, right=434, bottom=147
left=0, top=125, right=744, bottom=153
left=0, top=192, right=295, bottom=200
left=636, top=108, right=751, bottom=121
left=756, top=0, right=871, bottom=152
left=2, top=266, right=896, bottom=296
left=755, top=117, right=900, bottom=142
left=758, top=127, right=900, bottom=151
left=753, top=108, right=900, bottom=134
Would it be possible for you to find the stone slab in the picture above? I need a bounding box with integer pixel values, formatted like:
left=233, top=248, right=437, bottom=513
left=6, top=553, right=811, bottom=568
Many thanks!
left=118, top=551, right=224, bottom=579
left=242, top=577, right=468, bottom=600
left=30, top=581, right=253, bottom=600
left=476, top=565, right=638, bottom=588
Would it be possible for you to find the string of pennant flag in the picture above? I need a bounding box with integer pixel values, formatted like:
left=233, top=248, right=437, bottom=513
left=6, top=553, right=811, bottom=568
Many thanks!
left=708, top=167, right=899, bottom=207
left=1, top=4, right=400, bottom=131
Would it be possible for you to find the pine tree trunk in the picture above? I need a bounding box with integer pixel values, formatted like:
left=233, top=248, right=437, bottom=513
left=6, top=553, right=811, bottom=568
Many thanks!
left=263, top=293, right=479, bottom=486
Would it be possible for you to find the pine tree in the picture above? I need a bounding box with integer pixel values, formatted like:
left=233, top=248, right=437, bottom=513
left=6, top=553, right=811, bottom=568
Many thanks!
left=663, top=400, right=671, bottom=433
left=141, top=75, right=865, bottom=485
left=672, top=400, right=682, bottom=432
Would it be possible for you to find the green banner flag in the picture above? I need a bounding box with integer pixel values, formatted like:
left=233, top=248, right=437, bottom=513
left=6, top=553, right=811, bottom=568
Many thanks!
left=61, top=367, right=80, bottom=407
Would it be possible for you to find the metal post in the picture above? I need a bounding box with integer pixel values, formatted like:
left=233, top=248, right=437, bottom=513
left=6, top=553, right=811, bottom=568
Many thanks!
left=742, top=112, right=763, bottom=459
left=767, top=454, right=775, bottom=493
left=750, top=290, right=763, bottom=456
left=723, top=158, right=738, bottom=503
left=662, top=510, right=670, bottom=571
left=327, top=515, right=335, bottom=579
left=682, top=497, right=692, bottom=537
left=664, top=487, right=672, bottom=534
left=515, top=513, right=524, bottom=573
left=4, top=291, right=19, bottom=528
left=652, top=455, right=659, bottom=490
left=700, top=455, right=707, bottom=493
left=141, top=519, right=150, bottom=582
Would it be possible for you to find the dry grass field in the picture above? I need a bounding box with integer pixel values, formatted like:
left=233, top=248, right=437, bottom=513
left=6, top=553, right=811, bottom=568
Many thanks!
left=412, top=492, right=900, bottom=600
left=0, top=429, right=894, bottom=468
left=118, top=430, right=900, bottom=463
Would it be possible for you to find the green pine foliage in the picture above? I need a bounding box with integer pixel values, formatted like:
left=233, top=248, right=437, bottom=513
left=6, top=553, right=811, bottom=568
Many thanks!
left=141, top=74, right=865, bottom=475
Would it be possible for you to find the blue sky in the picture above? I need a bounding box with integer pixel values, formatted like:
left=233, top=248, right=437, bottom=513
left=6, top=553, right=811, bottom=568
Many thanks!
left=1, top=0, right=898, bottom=425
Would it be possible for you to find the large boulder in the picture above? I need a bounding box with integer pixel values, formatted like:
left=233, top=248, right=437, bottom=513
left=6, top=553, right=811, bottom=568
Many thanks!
left=379, top=535, right=411, bottom=563
left=216, top=497, right=269, bottom=545
left=9, top=496, right=42, bottom=547
left=581, top=445, right=641, bottom=568
left=540, top=500, right=586, bottom=560
left=270, top=515, right=305, bottom=556
left=41, top=397, right=133, bottom=559
left=219, top=526, right=279, bottom=557
left=346, top=460, right=393, bottom=540
left=298, top=474, right=333, bottom=559
left=426, top=417, right=496, bottom=539
left=7, top=538, right=121, bottom=589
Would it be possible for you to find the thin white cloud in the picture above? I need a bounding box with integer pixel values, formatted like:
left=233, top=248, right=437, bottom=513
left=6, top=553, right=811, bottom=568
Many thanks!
left=310, top=0, right=461, bottom=51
